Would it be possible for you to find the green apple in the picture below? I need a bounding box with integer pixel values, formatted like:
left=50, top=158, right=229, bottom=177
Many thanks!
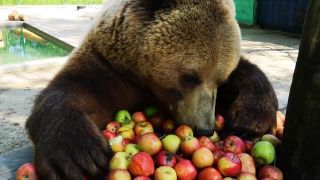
left=161, top=134, right=181, bottom=154
left=251, top=141, right=276, bottom=165
left=154, top=166, right=177, bottom=180
left=117, top=126, right=135, bottom=140
left=107, top=169, right=131, bottom=180
left=109, top=152, right=129, bottom=170
left=209, top=131, right=220, bottom=142
left=122, top=120, right=135, bottom=129
left=237, top=172, right=257, bottom=180
left=109, top=135, right=125, bottom=152
left=125, top=143, right=139, bottom=159
left=144, top=106, right=160, bottom=117
left=115, top=110, right=131, bottom=124
left=261, top=134, right=281, bottom=147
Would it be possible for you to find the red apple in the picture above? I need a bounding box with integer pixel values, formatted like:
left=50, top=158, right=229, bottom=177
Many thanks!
left=174, top=159, right=197, bottom=180
left=106, top=121, right=121, bottom=133
left=129, top=152, right=154, bottom=176
left=175, top=125, right=193, bottom=140
left=133, top=176, right=151, bottom=180
left=198, top=136, right=216, bottom=152
left=237, top=153, right=256, bottom=175
left=276, top=127, right=284, bottom=139
left=149, top=113, right=165, bottom=128
left=133, top=135, right=141, bottom=144
left=174, top=153, right=185, bottom=162
left=198, top=167, right=222, bottom=180
left=16, top=163, right=38, bottom=180
left=215, top=114, right=225, bottom=131
left=244, top=140, right=254, bottom=152
left=123, top=139, right=130, bottom=146
left=192, top=147, right=214, bottom=169
left=258, top=165, right=283, bottom=180
left=180, top=136, right=201, bottom=156
left=215, top=140, right=224, bottom=149
left=132, top=112, right=147, bottom=123
left=134, top=121, right=154, bottom=136
left=102, top=130, right=116, bottom=141
left=154, top=166, right=177, bottom=180
left=138, top=133, right=162, bottom=155
left=217, top=153, right=242, bottom=177
left=223, top=136, right=246, bottom=154
left=155, top=150, right=177, bottom=167
left=107, top=169, right=131, bottom=180
left=161, top=119, right=175, bottom=133
left=212, top=148, right=225, bottom=164
left=237, top=172, right=257, bottom=180
left=276, top=111, right=285, bottom=129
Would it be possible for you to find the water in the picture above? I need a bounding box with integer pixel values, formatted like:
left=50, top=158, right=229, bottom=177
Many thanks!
left=0, top=28, right=72, bottom=65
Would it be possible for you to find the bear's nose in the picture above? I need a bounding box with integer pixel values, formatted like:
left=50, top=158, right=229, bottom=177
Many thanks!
left=194, top=128, right=214, bottom=137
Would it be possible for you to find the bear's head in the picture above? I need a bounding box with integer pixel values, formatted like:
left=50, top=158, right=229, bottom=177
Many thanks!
left=92, top=0, right=241, bottom=134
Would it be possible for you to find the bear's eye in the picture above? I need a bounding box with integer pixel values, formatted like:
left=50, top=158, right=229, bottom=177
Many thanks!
left=180, top=72, right=202, bottom=88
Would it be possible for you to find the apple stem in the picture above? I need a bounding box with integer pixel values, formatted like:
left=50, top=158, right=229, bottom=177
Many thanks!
left=273, top=157, right=277, bottom=166
left=159, top=134, right=167, bottom=140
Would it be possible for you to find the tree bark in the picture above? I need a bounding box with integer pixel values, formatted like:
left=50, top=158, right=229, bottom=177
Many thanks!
left=278, top=0, right=320, bottom=179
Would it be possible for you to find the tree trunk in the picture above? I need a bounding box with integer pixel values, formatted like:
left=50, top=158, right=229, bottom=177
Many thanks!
left=278, top=0, right=320, bottom=179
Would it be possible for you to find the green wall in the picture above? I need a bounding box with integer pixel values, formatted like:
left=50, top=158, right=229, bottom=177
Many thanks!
left=234, top=0, right=257, bottom=25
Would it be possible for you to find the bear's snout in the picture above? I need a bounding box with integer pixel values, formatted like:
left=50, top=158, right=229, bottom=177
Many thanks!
left=170, top=86, right=217, bottom=133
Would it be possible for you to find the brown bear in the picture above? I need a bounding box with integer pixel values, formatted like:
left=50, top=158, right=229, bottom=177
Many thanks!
left=25, top=0, right=278, bottom=179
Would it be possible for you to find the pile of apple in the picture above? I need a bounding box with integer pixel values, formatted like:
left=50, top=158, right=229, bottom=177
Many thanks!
left=16, top=107, right=286, bottom=180
left=104, top=107, right=286, bottom=180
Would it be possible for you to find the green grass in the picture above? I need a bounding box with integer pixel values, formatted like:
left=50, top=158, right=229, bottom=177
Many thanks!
left=0, top=0, right=103, bottom=5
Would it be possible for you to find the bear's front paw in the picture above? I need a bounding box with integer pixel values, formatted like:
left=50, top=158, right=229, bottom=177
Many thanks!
left=33, top=131, right=111, bottom=180
left=225, top=93, right=277, bottom=138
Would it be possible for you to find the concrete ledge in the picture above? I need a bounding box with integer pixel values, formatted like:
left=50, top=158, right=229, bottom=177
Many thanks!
left=0, top=57, right=68, bottom=73
left=0, top=21, right=23, bottom=30
left=0, top=146, right=33, bottom=180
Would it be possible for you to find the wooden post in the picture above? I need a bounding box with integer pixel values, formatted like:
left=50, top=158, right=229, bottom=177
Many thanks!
left=278, top=0, right=320, bottom=179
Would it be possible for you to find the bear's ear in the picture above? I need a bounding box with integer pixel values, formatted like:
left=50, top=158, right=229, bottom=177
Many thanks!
left=139, top=0, right=163, bottom=11
left=138, top=0, right=173, bottom=13
left=221, top=0, right=236, bottom=17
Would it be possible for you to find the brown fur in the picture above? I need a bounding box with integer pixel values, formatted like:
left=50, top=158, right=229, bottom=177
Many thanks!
left=216, top=57, right=279, bottom=137
left=25, top=0, right=277, bottom=179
